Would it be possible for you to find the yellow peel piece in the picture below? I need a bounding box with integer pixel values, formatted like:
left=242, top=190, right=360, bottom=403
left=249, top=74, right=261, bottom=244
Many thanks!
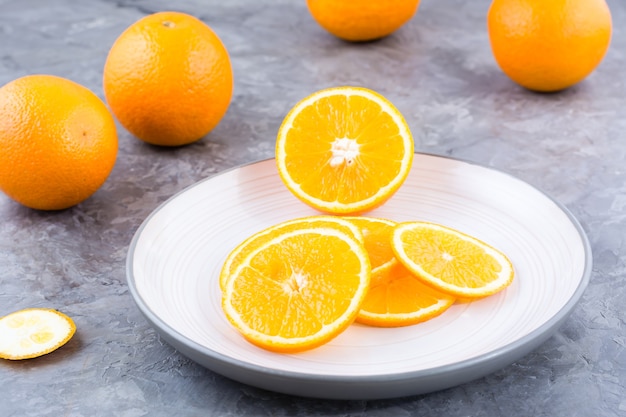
left=0, top=308, right=76, bottom=360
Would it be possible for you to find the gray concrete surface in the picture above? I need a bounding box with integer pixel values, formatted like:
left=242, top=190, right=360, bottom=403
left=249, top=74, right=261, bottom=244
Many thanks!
left=0, top=0, right=625, bottom=415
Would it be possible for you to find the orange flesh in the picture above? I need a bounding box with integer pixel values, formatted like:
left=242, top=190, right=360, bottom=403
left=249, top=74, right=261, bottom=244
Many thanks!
left=283, top=95, right=407, bottom=204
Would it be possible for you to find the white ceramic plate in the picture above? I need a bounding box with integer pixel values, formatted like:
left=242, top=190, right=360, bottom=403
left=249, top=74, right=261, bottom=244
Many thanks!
left=126, top=154, right=591, bottom=400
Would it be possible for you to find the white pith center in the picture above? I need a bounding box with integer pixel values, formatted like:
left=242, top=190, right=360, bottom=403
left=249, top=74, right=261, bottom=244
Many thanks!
left=442, top=252, right=454, bottom=261
left=330, top=138, right=359, bottom=168
left=284, top=270, right=308, bottom=293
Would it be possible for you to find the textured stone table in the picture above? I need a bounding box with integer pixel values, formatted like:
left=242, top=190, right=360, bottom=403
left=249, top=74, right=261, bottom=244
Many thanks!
left=1, top=0, right=625, bottom=416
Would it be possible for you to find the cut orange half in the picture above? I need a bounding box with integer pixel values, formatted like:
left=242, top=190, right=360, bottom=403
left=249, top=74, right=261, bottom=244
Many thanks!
left=221, top=224, right=371, bottom=353
left=392, top=221, right=514, bottom=299
left=219, top=215, right=363, bottom=290
left=275, top=86, right=414, bottom=214
left=0, top=308, right=76, bottom=360
left=344, top=216, right=455, bottom=327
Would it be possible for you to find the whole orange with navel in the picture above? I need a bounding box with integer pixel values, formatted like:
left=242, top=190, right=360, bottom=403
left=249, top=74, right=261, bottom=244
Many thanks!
left=0, top=74, right=118, bottom=211
left=103, top=11, right=233, bottom=146
left=487, top=0, right=612, bottom=92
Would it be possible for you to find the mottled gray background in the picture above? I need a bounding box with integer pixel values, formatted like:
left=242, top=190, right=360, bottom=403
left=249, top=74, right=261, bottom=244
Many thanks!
left=1, top=0, right=625, bottom=416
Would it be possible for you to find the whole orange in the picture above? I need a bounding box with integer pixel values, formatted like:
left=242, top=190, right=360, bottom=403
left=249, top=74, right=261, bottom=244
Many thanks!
left=103, top=11, right=233, bottom=146
left=306, top=0, right=421, bottom=42
left=487, top=0, right=612, bottom=92
left=0, top=75, right=118, bottom=211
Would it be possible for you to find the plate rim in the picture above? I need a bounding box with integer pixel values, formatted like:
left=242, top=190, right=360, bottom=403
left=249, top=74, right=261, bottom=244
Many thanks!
left=125, top=152, right=593, bottom=398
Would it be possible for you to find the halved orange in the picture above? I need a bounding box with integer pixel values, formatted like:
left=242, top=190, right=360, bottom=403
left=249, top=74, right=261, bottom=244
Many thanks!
left=275, top=86, right=414, bottom=215
left=392, top=221, right=514, bottom=299
left=0, top=308, right=76, bottom=360
left=219, top=215, right=363, bottom=290
left=221, top=224, right=371, bottom=353
left=344, top=216, right=455, bottom=327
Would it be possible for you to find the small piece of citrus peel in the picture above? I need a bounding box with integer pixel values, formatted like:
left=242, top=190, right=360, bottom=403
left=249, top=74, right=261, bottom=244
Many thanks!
left=0, top=308, right=76, bottom=360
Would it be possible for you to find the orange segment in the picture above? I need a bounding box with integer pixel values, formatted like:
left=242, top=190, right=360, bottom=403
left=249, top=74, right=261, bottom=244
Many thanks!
left=221, top=225, right=371, bottom=353
left=356, top=259, right=456, bottom=327
left=276, top=86, right=414, bottom=214
left=392, top=221, right=514, bottom=299
left=0, top=308, right=76, bottom=360
left=219, top=215, right=363, bottom=290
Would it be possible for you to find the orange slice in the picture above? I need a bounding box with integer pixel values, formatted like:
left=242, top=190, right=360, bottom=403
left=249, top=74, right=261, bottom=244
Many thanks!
left=221, top=224, right=371, bottom=353
left=275, top=86, right=414, bottom=215
left=357, top=259, right=456, bottom=327
left=219, top=215, right=363, bottom=290
left=0, top=308, right=76, bottom=360
left=392, top=221, right=514, bottom=299
left=344, top=216, right=455, bottom=327
left=343, top=216, right=397, bottom=272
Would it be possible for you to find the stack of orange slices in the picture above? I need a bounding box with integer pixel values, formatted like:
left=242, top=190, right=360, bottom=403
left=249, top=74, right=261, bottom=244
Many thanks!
left=220, top=215, right=514, bottom=353
left=220, top=87, right=515, bottom=353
